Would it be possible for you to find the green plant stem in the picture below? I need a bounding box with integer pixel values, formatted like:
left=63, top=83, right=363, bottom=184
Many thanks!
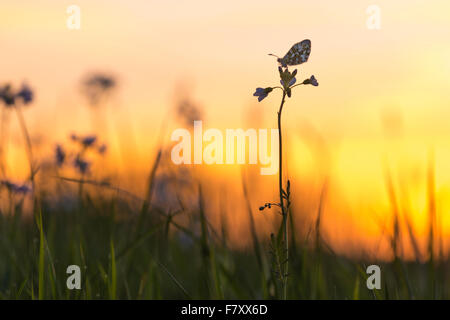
left=14, top=105, right=34, bottom=184
left=0, top=108, right=10, bottom=177
left=14, top=104, right=38, bottom=214
left=277, top=91, right=288, bottom=300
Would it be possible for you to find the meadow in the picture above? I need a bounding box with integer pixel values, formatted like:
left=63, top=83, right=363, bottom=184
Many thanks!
left=0, top=71, right=449, bottom=301
left=0, top=170, right=448, bottom=300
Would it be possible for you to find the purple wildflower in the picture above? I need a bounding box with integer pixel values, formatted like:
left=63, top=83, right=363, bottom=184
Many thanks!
left=16, top=83, right=33, bottom=104
left=82, top=73, right=117, bottom=106
left=253, top=87, right=273, bottom=102
left=81, top=135, right=97, bottom=148
left=74, top=156, right=90, bottom=174
left=303, top=75, right=319, bottom=86
left=14, top=184, right=31, bottom=194
left=0, top=84, right=16, bottom=107
left=55, top=144, right=66, bottom=167
left=0, top=180, right=31, bottom=194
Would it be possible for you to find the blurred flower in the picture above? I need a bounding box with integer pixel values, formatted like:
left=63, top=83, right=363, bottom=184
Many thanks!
left=56, top=132, right=106, bottom=174
left=173, top=82, right=203, bottom=127
left=0, top=84, right=16, bottom=107
left=71, top=133, right=98, bottom=148
left=15, top=185, right=31, bottom=194
left=81, top=135, right=97, bottom=148
left=86, top=75, right=115, bottom=91
left=253, top=87, right=273, bottom=102
left=73, top=156, right=90, bottom=174
left=70, top=133, right=78, bottom=141
left=16, top=83, right=33, bottom=104
left=0, top=83, right=34, bottom=106
left=55, top=144, right=66, bottom=167
left=81, top=73, right=117, bottom=106
left=1, top=180, right=15, bottom=190
left=98, top=144, right=107, bottom=154
left=0, top=180, right=31, bottom=194
left=177, top=98, right=203, bottom=126
left=303, top=75, right=319, bottom=86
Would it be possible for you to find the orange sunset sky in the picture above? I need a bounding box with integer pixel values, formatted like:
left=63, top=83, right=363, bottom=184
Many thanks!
left=1, top=0, right=450, bottom=259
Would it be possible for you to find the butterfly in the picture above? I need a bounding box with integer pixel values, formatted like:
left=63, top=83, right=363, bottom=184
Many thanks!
left=269, top=39, right=311, bottom=67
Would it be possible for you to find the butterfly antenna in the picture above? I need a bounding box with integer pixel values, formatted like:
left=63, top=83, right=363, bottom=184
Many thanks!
left=268, top=53, right=280, bottom=59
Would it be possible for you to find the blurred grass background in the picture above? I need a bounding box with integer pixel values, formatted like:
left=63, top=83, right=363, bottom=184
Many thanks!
left=0, top=166, right=448, bottom=299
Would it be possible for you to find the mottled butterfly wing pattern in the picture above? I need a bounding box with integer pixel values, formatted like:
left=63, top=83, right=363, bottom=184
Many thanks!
left=280, top=39, right=311, bottom=66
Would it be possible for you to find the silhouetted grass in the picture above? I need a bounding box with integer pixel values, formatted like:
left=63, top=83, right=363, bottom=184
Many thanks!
left=0, top=172, right=448, bottom=300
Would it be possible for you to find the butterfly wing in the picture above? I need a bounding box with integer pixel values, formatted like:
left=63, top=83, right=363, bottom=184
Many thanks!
left=282, top=39, right=311, bottom=66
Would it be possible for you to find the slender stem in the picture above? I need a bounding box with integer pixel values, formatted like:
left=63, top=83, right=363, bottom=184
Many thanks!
left=14, top=105, right=34, bottom=182
left=14, top=103, right=37, bottom=214
left=77, top=148, right=88, bottom=202
left=0, top=108, right=10, bottom=177
left=290, top=83, right=305, bottom=89
left=277, top=91, right=288, bottom=299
